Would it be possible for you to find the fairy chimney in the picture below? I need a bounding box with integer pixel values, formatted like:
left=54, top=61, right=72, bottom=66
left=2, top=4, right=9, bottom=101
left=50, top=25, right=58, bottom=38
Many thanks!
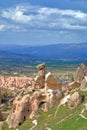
left=34, top=63, right=47, bottom=89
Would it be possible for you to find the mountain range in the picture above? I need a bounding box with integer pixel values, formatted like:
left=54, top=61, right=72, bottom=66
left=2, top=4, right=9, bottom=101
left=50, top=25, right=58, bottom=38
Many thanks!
left=0, top=43, right=87, bottom=61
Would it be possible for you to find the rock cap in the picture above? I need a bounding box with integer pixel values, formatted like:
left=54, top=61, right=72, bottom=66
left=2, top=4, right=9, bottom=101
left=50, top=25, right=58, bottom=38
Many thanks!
left=37, top=63, right=45, bottom=70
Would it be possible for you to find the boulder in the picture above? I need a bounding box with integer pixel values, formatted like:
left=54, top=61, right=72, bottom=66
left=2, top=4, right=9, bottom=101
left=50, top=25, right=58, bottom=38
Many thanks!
left=37, top=63, right=45, bottom=70
left=68, top=92, right=82, bottom=109
left=45, top=72, right=61, bottom=90
left=42, top=89, right=63, bottom=112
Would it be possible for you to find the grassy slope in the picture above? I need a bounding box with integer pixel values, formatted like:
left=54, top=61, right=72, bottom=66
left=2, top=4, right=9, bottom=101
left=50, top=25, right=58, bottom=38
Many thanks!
left=3, top=91, right=87, bottom=130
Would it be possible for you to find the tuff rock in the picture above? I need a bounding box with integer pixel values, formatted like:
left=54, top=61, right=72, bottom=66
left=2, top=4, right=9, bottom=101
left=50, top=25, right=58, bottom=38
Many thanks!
left=68, top=92, right=82, bottom=109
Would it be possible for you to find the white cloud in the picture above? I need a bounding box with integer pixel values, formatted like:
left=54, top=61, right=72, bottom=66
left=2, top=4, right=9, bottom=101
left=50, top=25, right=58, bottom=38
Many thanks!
left=2, top=6, right=33, bottom=23
left=0, top=24, right=6, bottom=31
left=1, top=4, right=87, bottom=31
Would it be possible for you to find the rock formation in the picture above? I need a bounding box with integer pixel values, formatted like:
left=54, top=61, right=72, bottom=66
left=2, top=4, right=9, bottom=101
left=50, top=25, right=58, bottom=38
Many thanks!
left=80, top=77, right=87, bottom=90
left=34, top=63, right=47, bottom=89
left=45, top=72, right=61, bottom=90
left=42, top=89, right=63, bottom=112
left=68, top=92, right=82, bottom=109
left=6, top=88, right=63, bottom=128
left=0, top=76, right=33, bottom=89
left=69, top=81, right=81, bottom=91
left=6, top=94, right=31, bottom=128
left=75, top=63, right=87, bottom=82
left=2, top=63, right=87, bottom=128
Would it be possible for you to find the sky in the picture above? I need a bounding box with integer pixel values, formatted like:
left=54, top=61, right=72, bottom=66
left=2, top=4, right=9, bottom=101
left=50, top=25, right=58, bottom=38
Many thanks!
left=0, top=0, right=87, bottom=46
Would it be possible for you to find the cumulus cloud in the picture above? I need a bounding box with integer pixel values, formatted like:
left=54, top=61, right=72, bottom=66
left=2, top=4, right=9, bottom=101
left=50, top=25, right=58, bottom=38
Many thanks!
left=2, top=6, right=33, bottom=23
left=1, top=4, right=87, bottom=31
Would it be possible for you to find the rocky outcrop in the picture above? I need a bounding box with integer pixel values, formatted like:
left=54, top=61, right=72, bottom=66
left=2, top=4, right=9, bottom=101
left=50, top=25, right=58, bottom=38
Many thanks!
left=34, top=63, right=62, bottom=91
left=74, top=63, right=87, bottom=82
left=41, top=89, right=63, bottom=112
left=6, top=94, right=31, bottom=128
left=68, top=92, right=82, bottom=109
left=4, top=63, right=87, bottom=128
left=45, top=72, right=61, bottom=90
left=69, top=81, right=81, bottom=91
left=34, top=63, right=47, bottom=89
left=68, top=64, right=87, bottom=91
left=6, top=88, right=63, bottom=128
left=0, top=76, right=33, bottom=89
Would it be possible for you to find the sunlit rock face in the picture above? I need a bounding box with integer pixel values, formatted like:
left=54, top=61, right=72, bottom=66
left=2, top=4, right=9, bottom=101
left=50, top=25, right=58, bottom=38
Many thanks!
left=6, top=95, right=31, bottom=128
left=6, top=88, right=63, bottom=128
left=41, top=89, right=63, bottom=112
left=68, top=92, right=82, bottom=109
left=45, top=72, right=62, bottom=90
left=34, top=63, right=47, bottom=89
left=6, top=93, right=40, bottom=128
left=0, top=76, right=33, bottom=89
left=75, top=63, right=87, bottom=82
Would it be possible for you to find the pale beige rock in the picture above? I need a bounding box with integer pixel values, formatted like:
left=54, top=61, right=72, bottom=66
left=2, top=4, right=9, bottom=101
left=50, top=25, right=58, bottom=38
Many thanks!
left=45, top=72, right=61, bottom=90
left=34, top=63, right=47, bottom=89
left=80, top=78, right=87, bottom=90
left=43, top=127, right=52, bottom=130
left=0, top=122, right=3, bottom=130
left=6, top=93, right=40, bottom=128
left=75, top=63, right=87, bottom=82
left=42, top=89, right=63, bottom=112
left=6, top=95, right=31, bottom=128
left=0, top=76, right=33, bottom=89
left=34, top=75, right=45, bottom=89
left=84, top=76, right=87, bottom=82
left=29, top=93, right=40, bottom=119
left=37, top=63, right=45, bottom=70
left=68, top=92, right=82, bottom=109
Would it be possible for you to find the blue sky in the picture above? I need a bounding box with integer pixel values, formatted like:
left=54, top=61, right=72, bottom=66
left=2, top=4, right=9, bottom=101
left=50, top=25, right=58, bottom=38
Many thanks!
left=0, top=0, right=87, bottom=46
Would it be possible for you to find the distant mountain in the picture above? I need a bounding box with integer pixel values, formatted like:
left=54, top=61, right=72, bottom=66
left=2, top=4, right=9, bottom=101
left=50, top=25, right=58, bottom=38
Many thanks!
left=0, top=43, right=87, bottom=61
left=0, top=50, right=39, bottom=66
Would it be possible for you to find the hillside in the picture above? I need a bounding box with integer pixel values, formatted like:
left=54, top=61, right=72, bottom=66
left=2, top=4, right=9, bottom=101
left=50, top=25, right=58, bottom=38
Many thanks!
left=0, top=43, right=87, bottom=61
left=2, top=90, right=87, bottom=130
